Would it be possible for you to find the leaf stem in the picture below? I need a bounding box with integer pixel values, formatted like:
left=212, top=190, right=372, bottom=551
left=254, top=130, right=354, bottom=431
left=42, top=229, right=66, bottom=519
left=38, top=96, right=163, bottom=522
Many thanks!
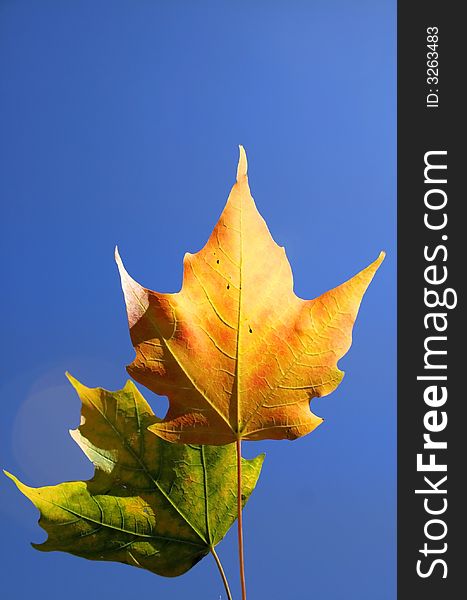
left=210, top=547, right=233, bottom=600
left=236, top=438, right=247, bottom=600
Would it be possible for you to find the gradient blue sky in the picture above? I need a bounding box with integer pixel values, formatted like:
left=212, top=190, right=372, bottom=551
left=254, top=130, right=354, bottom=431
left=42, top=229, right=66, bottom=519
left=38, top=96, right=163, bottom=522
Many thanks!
left=0, top=1, right=396, bottom=599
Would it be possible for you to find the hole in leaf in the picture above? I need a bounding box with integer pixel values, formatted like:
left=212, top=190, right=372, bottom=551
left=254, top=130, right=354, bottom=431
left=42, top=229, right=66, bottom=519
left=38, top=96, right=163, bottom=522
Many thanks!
left=249, top=327, right=252, bottom=334
left=227, top=284, right=230, bottom=289
left=216, top=259, right=220, bottom=264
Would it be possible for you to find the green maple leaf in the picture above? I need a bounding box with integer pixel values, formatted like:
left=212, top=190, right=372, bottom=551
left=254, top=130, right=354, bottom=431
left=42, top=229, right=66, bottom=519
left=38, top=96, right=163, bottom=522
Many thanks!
left=5, top=374, right=264, bottom=577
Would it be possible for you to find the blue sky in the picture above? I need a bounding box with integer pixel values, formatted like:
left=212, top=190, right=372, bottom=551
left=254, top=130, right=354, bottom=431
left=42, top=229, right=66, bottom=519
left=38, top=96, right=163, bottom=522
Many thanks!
left=0, top=1, right=395, bottom=598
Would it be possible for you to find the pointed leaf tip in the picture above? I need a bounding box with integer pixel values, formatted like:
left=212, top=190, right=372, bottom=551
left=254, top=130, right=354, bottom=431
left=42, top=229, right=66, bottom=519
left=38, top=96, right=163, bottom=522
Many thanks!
left=65, top=371, right=83, bottom=392
left=236, top=145, right=248, bottom=181
left=114, top=248, right=133, bottom=284
left=371, top=250, right=386, bottom=272
left=3, top=470, right=22, bottom=489
left=114, top=249, right=148, bottom=329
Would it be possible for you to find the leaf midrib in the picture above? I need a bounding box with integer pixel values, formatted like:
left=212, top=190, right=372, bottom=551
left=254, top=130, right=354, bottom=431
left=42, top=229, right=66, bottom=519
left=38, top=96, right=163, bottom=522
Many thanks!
left=234, top=188, right=244, bottom=435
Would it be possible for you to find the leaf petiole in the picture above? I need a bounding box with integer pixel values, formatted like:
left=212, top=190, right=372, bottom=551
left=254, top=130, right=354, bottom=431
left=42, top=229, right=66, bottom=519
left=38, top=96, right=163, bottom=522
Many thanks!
left=210, top=547, right=233, bottom=600
left=236, top=438, right=247, bottom=600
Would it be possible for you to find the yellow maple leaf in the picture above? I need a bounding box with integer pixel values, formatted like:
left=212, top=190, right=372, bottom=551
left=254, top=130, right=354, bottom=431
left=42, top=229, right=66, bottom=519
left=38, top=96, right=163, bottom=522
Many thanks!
left=116, top=147, right=384, bottom=444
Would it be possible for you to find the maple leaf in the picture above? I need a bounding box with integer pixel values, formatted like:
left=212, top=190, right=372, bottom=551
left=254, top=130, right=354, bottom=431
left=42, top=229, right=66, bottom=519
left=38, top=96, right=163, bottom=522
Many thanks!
left=5, top=375, right=263, bottom=577
left=116, top=147, right=384, bottom=445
